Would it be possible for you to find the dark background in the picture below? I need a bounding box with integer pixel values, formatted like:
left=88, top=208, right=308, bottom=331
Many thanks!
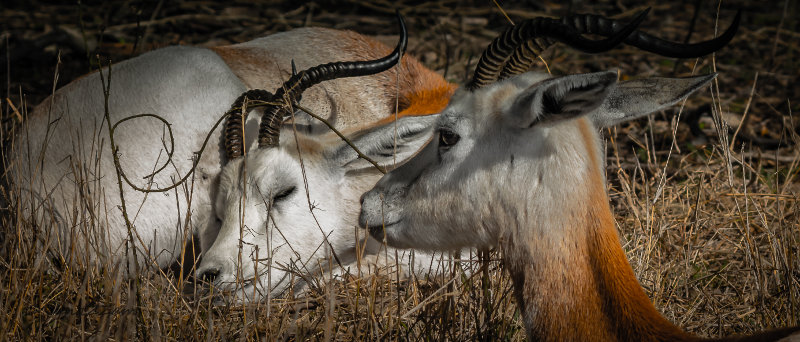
left=1, top=1, right=798, bottom=340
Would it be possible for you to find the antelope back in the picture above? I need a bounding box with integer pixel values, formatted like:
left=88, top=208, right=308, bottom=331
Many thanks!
left=10, top=26, right=453, bottom=272
left=213, top=27, right=453, bottom=135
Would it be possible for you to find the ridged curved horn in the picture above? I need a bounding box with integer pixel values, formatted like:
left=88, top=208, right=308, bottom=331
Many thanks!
left=257, top=11, right=408, bottom=149
left=498, top=38, right=553, bottom=80
left=467, top=9, right=648, bottom=90
left=565, top=10, right=740, bottom=58
left=223, top=89, right=273, bottom=161
left=499, top=10, right=741, bottom=80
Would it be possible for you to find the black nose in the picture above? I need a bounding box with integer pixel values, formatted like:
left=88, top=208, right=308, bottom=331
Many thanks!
left=199, top=268, right=220, bottom=282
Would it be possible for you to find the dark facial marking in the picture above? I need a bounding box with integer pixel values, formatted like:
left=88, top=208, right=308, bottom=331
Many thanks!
left=439, top=129, right=460, bottom=149
left=273, top=186, right=297, bottom=202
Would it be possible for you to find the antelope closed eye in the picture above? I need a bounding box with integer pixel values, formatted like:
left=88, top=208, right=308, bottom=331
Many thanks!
left=439, top=129, right=460, bottom=148
left=273, top=186, right=297, bottom=202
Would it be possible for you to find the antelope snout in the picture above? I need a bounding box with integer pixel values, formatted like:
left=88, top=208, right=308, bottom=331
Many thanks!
left=195, top=255, right=233, bottom=285
left=197, top=266, right=220, bottom=283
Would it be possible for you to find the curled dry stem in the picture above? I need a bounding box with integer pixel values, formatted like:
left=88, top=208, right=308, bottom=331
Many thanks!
left=110, top=95, right=386, bottom=195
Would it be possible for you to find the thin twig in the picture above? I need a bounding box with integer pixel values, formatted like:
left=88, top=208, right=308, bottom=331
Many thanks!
left=135, top=0, right=164, bottom=55
left=295, top=104, right=386, bottom=174
left=729, top=72, right=758, bottom=151
left=492, top=0, right=514, bottom=25
left=96, top=57, right=147, bottom=340
left=109, top=105, right=236, bottom=193
left=770, top=0, right=789, bottom=64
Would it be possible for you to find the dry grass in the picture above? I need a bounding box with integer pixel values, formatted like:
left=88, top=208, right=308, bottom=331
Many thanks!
left=1, top=0, right=799, bottom=340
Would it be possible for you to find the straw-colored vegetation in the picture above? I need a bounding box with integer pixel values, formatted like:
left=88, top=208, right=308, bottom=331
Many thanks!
left=1, top=1, right=798, bottom=340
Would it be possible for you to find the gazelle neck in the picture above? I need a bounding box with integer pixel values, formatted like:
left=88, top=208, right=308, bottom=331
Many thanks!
left=502, top=179, right=694, bottom=342
left=500, top=121, right=693, bottom=342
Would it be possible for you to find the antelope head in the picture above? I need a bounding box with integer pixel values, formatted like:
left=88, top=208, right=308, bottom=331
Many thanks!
left=195, top=14, right=438, bottom=302
left=360, top=9, right=739, bottom=250
left=358, top=9, right=746, bottom=341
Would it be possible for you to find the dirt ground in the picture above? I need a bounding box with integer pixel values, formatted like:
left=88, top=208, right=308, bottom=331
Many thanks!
left=1, top=0, right=798, bottom=340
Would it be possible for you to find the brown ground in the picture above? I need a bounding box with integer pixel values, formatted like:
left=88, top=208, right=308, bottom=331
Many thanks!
left=1, top=0, right=798, bottom=340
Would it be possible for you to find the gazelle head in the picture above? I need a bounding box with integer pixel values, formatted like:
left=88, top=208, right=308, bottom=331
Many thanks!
left=199, top=113, right=436, bottom=301
left=360, top=9, right=739, bottom=251
left=195, top=14, right=438, bottom=301
left=360, top=70, right=715, bottom=249
left=359, top=9, right=744, bottom=341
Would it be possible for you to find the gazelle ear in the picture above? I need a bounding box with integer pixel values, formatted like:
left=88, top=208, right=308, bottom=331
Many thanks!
left=591, top=73, right=716, bottom=128
left=329, top=114, right=438, bottom=172
left=509, top=70, right=618, bottom=128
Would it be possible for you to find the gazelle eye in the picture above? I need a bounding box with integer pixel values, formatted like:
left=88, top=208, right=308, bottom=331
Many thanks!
left=439, top=129, right=460, bottom=148
left=273, top=186, right=296, bottom=202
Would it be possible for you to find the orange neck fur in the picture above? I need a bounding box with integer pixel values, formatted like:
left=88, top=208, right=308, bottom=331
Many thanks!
left=501, top=120, right=694, bottom=341
left=391, top=57, right=456, bottom=118
left=503, top=170, right=800, bottom=341
left=342, top=31, right=457, bottom=119
left=499, top=119, right=799, bottom=341
left=502, top=179, right=694, bottom=341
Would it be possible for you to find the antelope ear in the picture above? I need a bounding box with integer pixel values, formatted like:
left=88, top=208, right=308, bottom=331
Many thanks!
left=591, top=73, right=716, bottom=128
left=509, top=70, right=618, bottom=128
left=329, top=114, right=438, bottom=172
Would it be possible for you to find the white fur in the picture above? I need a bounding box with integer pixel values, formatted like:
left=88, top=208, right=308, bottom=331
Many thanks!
left=360, top=70, right=717, bottom=249
left=196, top=114, right=455, bottom=301
left=12, top=46, right=240, bottom=269
left=359, top=70, right=717, bottom=339
left=10, top=28, right=438, bottom=277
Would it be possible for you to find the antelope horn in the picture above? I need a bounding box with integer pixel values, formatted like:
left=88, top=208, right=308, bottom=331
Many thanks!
left=467, top=9, right=648, bottom=91
left=222, top=89, right=274, bottom=161
left=564, top=10, right=740, bottom=58
left=499, top=10, right=741, bottom=80
left=257, top=11, right=408, bottom=149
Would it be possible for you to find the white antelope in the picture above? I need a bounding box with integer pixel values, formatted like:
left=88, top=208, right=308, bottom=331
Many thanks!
left=10, top=14, right=454, bottom=283
left=192, top=16, right=464, bottom=301
left=360, top=10, right=800, bottom=342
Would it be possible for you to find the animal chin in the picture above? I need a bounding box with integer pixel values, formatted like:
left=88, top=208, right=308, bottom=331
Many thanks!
left=367, top=219, right=401, bottom=243
left=218, top=280, right=268, bottom=303
left=198, top=278, right=254, bottom=304
left=232, top=282, right=264, bottom=302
